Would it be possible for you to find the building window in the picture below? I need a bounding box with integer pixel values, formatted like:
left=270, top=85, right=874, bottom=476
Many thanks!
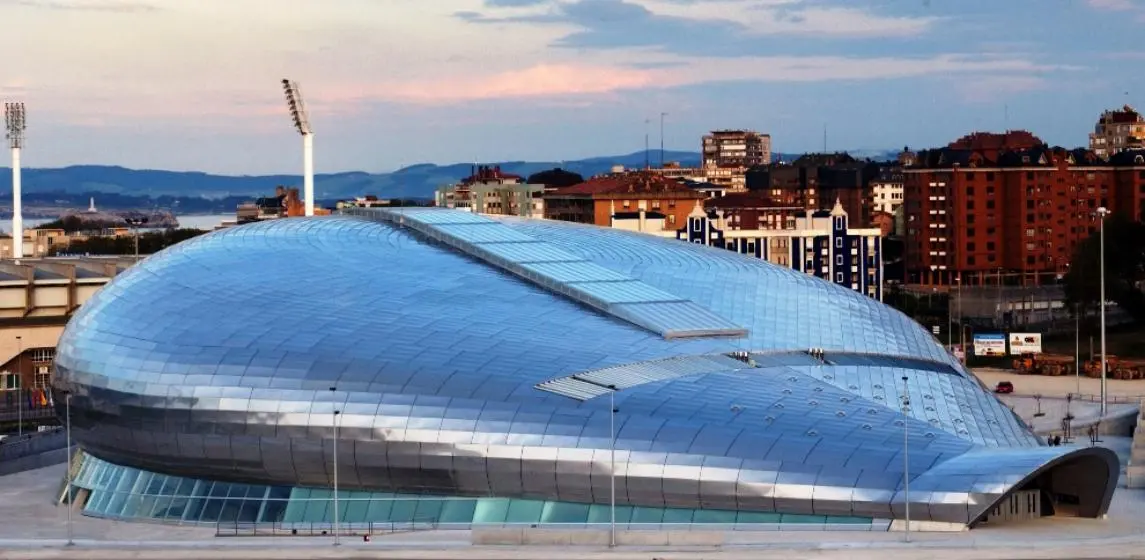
left=836, top=272, right=844, bottom=282
left=986, top=172, right=995, bottom=181
left=967, top=228, right=975, bottom=237
left=987, top=241, right=996, bottom=251
left=987, top=200, right=995, bottom=209
left=968, top=256, right=976, bottom=266
left=968, top=242, right=976, bottom=251
left=0, top=371, right=17, bottom=390
left=835, top=238, right=843, bottom=248
left=836, top=254, right=843, bottom=266
left=34, top=366, right=50, bottom=389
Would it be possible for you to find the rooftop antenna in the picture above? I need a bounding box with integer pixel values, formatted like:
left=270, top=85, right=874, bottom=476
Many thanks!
left=4, top=102, right=26, bottom=260
left=281, top=79, right=314, bottom=217
left=644, top=118, right=650, bottom=169
left=1004, top=104, right=1009, bottom=131
left=823, top=124, right=828, bottom=153
left=659, top=112, right=667, bottom=168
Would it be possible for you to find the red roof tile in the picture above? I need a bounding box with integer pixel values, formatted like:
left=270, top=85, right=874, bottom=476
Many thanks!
left=550, top=172, right=703, bottom=197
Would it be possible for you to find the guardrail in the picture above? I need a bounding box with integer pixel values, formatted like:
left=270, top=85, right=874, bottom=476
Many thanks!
left=215, top=519, right=438, bottom=537
left=1066, top=393, right=1145, bottom=405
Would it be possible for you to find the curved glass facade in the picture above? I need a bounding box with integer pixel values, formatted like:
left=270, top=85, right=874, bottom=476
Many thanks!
left=73, top=454, right=878, bottom=528
left=52, top=210, right=1119, bottom=529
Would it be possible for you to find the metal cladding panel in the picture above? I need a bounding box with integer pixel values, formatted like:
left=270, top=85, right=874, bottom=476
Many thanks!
left=51, top=215, right=1118, bottom=527
left=343, top=208, right=747, bottom=340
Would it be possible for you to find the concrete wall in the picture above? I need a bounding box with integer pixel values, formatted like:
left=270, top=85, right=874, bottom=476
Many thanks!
left=1040, top=407, right=1139, bottom=439
left=0, top=428, right=68, bottom=476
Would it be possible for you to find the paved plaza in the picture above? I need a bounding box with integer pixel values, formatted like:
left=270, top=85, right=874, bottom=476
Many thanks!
left=974, top=368, right=1145, bottom=401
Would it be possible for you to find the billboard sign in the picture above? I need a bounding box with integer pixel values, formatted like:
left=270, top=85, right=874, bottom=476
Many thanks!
left=973, top=333, right=1006, bottom=357
left=1009, top=332, right=1043, bottom=355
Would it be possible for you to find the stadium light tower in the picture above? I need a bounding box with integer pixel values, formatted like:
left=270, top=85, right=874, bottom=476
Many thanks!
left=281, top=79, right=314, bottom=217
left=4, top=102, right=26, bottom=259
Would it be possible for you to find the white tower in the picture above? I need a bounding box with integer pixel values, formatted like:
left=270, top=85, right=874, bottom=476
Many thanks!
left=281, top=79, right=314, bottom=216
left=4, top=103, right=26, bottom=260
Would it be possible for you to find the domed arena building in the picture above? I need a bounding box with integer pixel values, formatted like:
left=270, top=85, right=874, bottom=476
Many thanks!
left=51, top=208, right=1117, bottom=530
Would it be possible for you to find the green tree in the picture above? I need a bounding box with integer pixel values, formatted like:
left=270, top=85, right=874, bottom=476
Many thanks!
left=1063, top=214, right=1145, bottom=324
left=51, top=229, right=208, bottom=256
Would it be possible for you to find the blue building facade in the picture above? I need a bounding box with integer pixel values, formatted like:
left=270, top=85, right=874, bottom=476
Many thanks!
left=52, top=209, right=1115, bottom=529
left=678, top=201, right=883, bottom=300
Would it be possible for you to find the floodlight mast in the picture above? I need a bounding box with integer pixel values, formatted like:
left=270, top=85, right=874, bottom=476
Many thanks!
left=4, top=103, right=26, bottom=260
left=282, top=79, right=314, bottom=217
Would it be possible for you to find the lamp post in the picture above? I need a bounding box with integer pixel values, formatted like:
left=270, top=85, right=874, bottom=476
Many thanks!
left=66, top=392, right=73, bottom=546
left=4, top=102, right=25, bottom=261
left=957, top=275, right=966, bottom=361
left=15, top=335, right=21, bottom=437
left=608, top=384, right=617, bottom=548
left=282, top=79, right=315, bottom=217
left=901, top=375, right=910, bottom=542
left=329, top=386, right=340, bottom=546
left=125, top=217, right=148, bottom=261
left=1096, top=207, right=1109, bottom=416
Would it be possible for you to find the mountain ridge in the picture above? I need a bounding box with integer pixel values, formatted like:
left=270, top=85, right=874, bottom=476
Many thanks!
left=0, top=149, right=900, bottom=200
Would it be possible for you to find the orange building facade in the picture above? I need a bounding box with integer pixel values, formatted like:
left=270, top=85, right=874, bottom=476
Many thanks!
left=543, top=172, right=706, bottom=228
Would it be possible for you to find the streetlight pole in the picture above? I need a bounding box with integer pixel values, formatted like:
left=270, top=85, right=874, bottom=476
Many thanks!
left=1097, top=207, right=1109, bottom=416
left=15, top=335, right=21, bottom=437
left=608, top=384, right=617, bottom=548
left=901, top=375, right=910, bottom=542
left=66, top=392, right=73, bottom=546
left=1075, top=299, right=1081, bottom=396
left=125, top=217, right=148, bottom=261
left=329, top=386, right=340, bottom=546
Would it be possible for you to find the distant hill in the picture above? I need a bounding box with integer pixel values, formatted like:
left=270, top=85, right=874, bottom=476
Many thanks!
left=0, top=148, right=898, bottom=201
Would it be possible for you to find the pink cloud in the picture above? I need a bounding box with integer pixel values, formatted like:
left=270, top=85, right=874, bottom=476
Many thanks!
left=316, top=55, right=1068, bottom=107
left=326, top=64, right=657, bottom=105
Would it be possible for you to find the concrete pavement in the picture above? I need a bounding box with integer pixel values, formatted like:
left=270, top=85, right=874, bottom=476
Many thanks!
left=973, top=368, right=1145, bottom=401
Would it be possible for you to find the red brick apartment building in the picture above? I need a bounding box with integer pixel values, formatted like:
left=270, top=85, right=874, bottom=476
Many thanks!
left=904, top=131, right=1145, bottom=287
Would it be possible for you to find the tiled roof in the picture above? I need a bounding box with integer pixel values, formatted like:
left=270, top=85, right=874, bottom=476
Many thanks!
left=705, top=192, right=793, bottom=210
left=551, top=172, right=703, bottom=197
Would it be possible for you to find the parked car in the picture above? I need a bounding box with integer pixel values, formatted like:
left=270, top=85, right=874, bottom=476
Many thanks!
left=994, top=381, right=1014, bottom=394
